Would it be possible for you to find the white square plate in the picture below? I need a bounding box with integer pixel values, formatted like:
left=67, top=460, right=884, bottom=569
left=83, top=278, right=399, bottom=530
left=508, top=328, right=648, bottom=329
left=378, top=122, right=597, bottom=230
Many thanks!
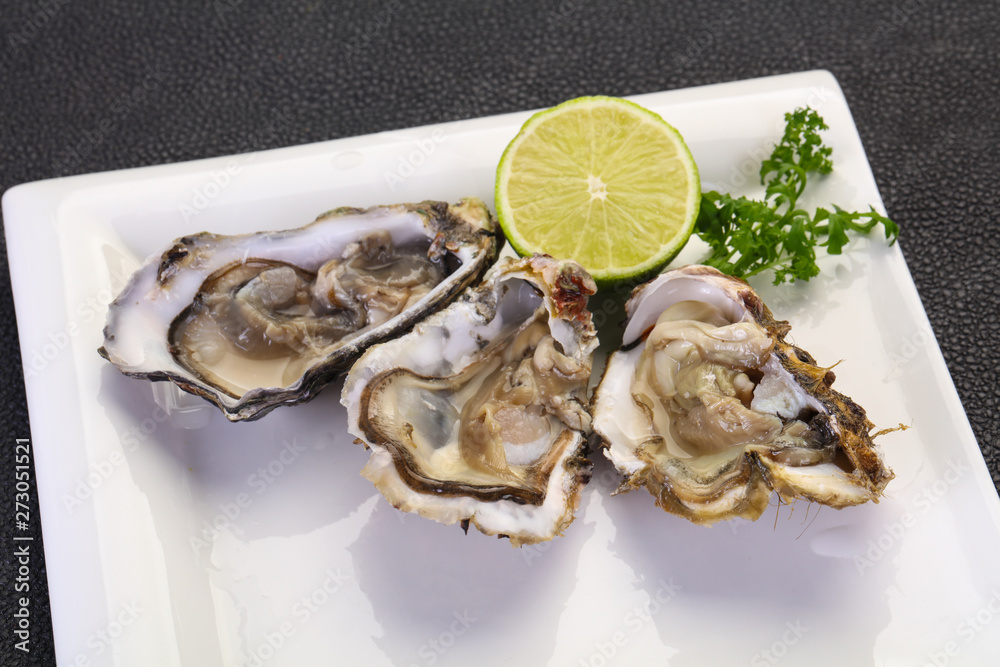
left=6, top=70, right=1000, bottom=666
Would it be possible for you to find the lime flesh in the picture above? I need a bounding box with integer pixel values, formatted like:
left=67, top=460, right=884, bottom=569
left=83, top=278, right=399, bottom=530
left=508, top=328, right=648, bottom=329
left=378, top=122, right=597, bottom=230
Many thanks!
left=495, top=96, right=700, bottom=289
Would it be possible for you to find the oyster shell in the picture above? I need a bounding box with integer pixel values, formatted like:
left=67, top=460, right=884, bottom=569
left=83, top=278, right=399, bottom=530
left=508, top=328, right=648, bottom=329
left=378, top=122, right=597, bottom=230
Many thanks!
left=592, top=265, right=893, bottom=524
left=343, top=255, right=598, bottom=546
left=99, top=198, right=500, bottom=421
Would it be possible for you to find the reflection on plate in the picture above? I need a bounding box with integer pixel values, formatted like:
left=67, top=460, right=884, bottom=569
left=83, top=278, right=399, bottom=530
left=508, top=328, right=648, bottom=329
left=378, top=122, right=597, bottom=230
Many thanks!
left=5, top=70, right=1000, bottom=666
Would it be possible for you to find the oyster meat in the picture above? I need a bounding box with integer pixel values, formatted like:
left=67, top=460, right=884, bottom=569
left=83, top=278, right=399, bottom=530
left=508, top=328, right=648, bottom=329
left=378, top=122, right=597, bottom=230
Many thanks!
left=343, top=255, right=599, bottom=546
left=592, top=265, right=893, bottom=524
left=100, top=199, right=500, bottom=421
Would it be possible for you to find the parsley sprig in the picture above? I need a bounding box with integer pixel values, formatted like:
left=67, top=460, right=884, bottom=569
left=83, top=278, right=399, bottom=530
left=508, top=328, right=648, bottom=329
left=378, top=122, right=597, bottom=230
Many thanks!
left=694, top=107, right=899, bottom=285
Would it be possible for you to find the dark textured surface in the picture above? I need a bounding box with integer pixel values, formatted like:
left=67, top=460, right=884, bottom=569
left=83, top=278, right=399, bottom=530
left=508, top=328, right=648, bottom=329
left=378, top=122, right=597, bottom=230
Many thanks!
left=1, top=0, right=998, bottom=664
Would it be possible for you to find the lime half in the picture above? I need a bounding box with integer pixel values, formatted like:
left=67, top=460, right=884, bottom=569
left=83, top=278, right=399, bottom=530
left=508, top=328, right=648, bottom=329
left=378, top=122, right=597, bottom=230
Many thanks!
left=495, top=96, right=700, bottom=289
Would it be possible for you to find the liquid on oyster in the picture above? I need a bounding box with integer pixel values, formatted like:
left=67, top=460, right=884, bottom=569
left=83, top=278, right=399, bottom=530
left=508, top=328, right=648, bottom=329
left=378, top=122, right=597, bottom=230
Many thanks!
left=171, top=231, right=447, bottom=397
left=593, top=264, right=894, bottom=524
left=631, top=300, right=822, bottom=474
left=361, top=282, right=591, bottom=504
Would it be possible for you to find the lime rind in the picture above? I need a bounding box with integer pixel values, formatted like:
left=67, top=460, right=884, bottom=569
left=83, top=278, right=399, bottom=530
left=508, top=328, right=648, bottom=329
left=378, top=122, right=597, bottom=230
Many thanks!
left=495, top=95, right=700, bottom=290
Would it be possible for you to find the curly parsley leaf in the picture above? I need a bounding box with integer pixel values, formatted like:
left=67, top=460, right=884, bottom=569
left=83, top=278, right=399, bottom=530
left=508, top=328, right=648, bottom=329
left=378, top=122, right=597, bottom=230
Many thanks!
left=694, top=107, right=898, bottom=285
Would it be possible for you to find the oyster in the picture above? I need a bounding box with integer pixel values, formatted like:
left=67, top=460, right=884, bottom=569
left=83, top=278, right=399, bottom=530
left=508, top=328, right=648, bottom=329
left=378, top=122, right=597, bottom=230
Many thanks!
left=343, top=255, right=598, bottom=546
left=100, top=199, right=500, bottom=421
left=592, top=265, right=893, bottom=524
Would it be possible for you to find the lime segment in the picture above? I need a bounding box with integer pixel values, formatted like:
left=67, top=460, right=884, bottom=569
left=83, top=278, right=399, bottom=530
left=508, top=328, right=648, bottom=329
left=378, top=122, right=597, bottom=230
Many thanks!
left=495, top=96, right=700, bottom=288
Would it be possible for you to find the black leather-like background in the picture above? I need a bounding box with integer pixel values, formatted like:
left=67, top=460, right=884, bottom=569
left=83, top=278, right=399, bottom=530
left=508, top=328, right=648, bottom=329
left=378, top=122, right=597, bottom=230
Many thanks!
left=1, top=1, right=998, bottom=664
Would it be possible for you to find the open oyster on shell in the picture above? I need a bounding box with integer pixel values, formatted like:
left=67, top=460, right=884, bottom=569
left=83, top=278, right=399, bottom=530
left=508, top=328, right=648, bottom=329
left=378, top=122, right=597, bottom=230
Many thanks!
left=343, top=255, right=599, bottom=546
left=99, top=198, right=501, bottom=421
left=592, top=265, right=893, bottom=524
